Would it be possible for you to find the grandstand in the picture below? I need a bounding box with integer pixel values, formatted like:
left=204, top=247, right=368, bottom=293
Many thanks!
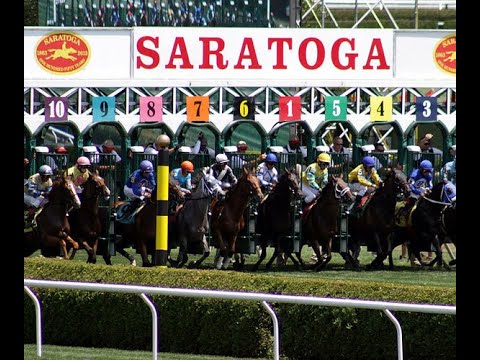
left=36, top=0, right=455, bottom=29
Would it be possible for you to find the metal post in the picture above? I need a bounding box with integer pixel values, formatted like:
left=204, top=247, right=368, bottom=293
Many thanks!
left=154, top=135, right=170, bottom=267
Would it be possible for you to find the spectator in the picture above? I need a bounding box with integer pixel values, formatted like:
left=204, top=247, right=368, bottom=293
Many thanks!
left=283, top=134, right=307, bottom=163
left=371, top=142, right=385, bottom=169
left=418, top=133, right=443, bottom=155
left=191, top=132, right=216, bottom=159
left=229, top=140, right=266, bottom=170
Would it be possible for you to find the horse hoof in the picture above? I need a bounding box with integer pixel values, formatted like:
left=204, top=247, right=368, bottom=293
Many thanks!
left=448, top=259, right=456, bottom=266
left=130, top=260, right=137, bottom=266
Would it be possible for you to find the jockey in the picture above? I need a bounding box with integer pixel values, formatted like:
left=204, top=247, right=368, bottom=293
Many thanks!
left=397, top=159, right=435, bottom=221
left=203, top=153, right=237, bottom=199
left=122, top=160, right=156, bottom=218
left=24, top=165, right=54, bottom=214
left=409, top=159, right=434, bottom=198
left=66, top=156, right=91, bottom=194
left=256, top=153, right=279, bottom=192
left=171, top=160, right=194, bottom=196
left=301, top=152, right=331, bottom=204
left=347, top=156, right=383, bottom=212
left=441, top=156, right=456, bottom=186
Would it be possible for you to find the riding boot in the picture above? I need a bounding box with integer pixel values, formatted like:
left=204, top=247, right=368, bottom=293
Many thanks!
left=348, top=195, right=362, bottom=213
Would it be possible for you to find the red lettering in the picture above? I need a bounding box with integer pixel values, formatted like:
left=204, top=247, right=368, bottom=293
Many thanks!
left=234, top=38, right=261, bottom=69
left=331, top=38, right=357, bottom=70
left=363, top=38, right=390, bottom=70
left=136, top=36, right=159, bottom=69
left=298, top=38, right=324, bottom=70
left=268, top=38, right=292, bottom=69
left=166, top=37, right=193, bottom=69
left=199, top=37, right=227, bottom=69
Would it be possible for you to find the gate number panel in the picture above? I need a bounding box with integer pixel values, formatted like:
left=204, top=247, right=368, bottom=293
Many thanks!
left=325, top=96, right=347, bottom=121
left=279, top=96, right=301, bottom=122
left=370, top=96, right=393, bottom=122
left=93, top=96, right=116, bottom=122
left=415, top=96, right=437, bottom=121
left=187, top=96, right=210, bottom=122
left=45, top=96, right=69, bottom=122
left=140, top=97, right=163, bottom=122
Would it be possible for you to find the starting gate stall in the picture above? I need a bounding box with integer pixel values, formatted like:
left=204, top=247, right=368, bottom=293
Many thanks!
left=313, top=121, right=357, bottom=169
left=224, top=145, right=262, bottom=178
left=358, top=144, right=399, bottom=177
left=33, top=122, right=80, bottom=174
left=82, top=145, right=118, bottom=256
left=24, top=125, right=34, bottom=178
left=33, top=146, right=70, bottom=176
left=82, top=122, right=129, bottom=200
left=357, top=122, right=403, bottom=167
left=314, top=145, right=351, bottom=180
left=268, top=121, right=314, bottom=167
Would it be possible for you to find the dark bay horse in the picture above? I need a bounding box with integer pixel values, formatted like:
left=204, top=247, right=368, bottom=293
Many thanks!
left=210, top=167, right=264, bottom=270
left=348, top=168, right=410, bottom=270
left=301, top=174, right=354, bottom=271
left=169, top=173, right=214, bottom=268
left=252, top=169, right=302, bottom=271
left=393, top=180, right=456, bottom=269
left=24, top=176, right=82, bottom=259
left=105, top=180, right=184, bottom=267
left=68, top=171, right=111, bottom=264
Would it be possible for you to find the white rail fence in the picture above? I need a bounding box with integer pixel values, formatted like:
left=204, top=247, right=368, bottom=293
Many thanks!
left=24, top=279, right=456, bottom=360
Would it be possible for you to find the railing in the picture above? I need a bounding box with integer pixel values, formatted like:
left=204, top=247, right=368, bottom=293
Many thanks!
left=24, top=279, right=456, bottom=360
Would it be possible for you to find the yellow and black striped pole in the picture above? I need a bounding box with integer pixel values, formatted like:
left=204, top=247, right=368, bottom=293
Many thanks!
left=154, top=135, right=170, bottom=267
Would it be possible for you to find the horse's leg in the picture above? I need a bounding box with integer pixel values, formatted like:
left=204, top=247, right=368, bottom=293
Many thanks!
left=309, top=240, right=323, bottom=271
left=63, top=234, right=79, bottom=260
left=86, top=238, right=98, bottom=264
left=117, top=248, right=136, bottom=266
left=136, top=238, right=152, bottom=267
left=316, top=239, right=332, bottom=272
left=222, top=235, right=238, bottom=270
left=252, top=236, right=268, bottom=272
left=214, top=234, right=227, bottom=270
left=265, top=247, right=279, bottom=270
left=190, top=235, right=211, bottom=268
left=58, top=239, right=68, bottom=260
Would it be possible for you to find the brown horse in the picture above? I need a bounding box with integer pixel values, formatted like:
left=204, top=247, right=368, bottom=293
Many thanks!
left=24, top=175, right=82, bottom=259
left=210, top=167, right=264, bottom=270
left=107, top=180, right=184, bottom=267
left=348, top=167, right=410, bottom=270
left=301, top=174, right=355, bottom=271
left=68, top=171, right=111, bottom=263
left=252, top=169, right=303, bottom=271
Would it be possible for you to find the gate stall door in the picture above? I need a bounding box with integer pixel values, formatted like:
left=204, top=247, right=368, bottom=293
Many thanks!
left=24, top=125, right=34, bottom=179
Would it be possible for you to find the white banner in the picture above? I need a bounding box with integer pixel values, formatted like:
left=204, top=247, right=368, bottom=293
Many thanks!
left=24, top=27, right=455, bottom=83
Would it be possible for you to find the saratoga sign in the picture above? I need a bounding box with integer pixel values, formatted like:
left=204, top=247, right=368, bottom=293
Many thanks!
left=133, top=28, right=393, bottom=80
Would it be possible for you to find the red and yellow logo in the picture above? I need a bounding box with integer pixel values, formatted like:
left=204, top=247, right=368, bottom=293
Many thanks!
left=35, top=31, right=90, bottom=75
left=433, top=34, right=456, bottom=76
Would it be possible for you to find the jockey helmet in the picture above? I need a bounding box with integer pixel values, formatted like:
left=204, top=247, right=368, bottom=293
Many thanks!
left=181, top=160, right=194, bottom=173
left=265, top=153, right=278, bottom=163
left=215, top=153, right=229, bottom=164
left=317, top=153, right=331, bottom=164
left=76, top=156, right=91, bottom=166
left=54, top=146, right=68, bottom=154
left=140, top=160, right=154, bottom=172
left=38, top=165, right=53, bottom=176
left=362, top=156, right=375, bottom=168
left=419, top=160, right=433, bottom=171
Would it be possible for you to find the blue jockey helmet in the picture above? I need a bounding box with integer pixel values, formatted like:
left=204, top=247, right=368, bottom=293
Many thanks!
left=266, top=153, right=278, bottom=163
left=419, top=160, right=433, bottom=171
left=140, top=160, right=154, bottom=172
left=362, top=156, right=375, bottom=168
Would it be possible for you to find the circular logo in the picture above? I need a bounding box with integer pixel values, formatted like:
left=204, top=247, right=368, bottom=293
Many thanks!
left=35, top=31, right=91, bottom=75
left=433, top=34, right=456, bottom=76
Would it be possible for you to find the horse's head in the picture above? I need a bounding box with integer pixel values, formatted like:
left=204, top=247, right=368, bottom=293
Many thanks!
left=280, top=169, right=303, bottom=198
left=383, top=168, right=410, bottom=200
left=242, top=167, right=264, bottom=200
left=84, top=170, right=111, bottom=201
left=49, top=176, right=81, bottom=209
left=331, top=173, right=355, bottom=202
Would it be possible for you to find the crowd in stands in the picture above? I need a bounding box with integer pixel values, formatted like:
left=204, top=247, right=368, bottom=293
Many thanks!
left=50, top=0, right=274, bottom=28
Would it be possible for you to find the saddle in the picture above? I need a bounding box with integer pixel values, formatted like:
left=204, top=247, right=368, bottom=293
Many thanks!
left=116, top=200, right=146, bottom=224
left=394, top=200, right=417, bottom=227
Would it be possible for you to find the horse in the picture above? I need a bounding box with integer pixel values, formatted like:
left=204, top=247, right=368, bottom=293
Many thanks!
left=300, top=174, right=355, bottom=271
left=210, top=166, right=264, bottom=270
left=348, top=167, right=411, bottom=270
left=168, top=173, right=214, bottom=268
left=252, top=169, right=303, bottom=271
left=103, top=180, right=185, bottom=267
left=67, top=171, right=111, bottom=264
left=24, top=175, right=82, bottom=259
left=392, top=180, right=456, bottom=269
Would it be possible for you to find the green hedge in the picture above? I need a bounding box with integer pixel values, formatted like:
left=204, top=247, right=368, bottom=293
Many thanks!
left=24, top=259, right=456, bottom=359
